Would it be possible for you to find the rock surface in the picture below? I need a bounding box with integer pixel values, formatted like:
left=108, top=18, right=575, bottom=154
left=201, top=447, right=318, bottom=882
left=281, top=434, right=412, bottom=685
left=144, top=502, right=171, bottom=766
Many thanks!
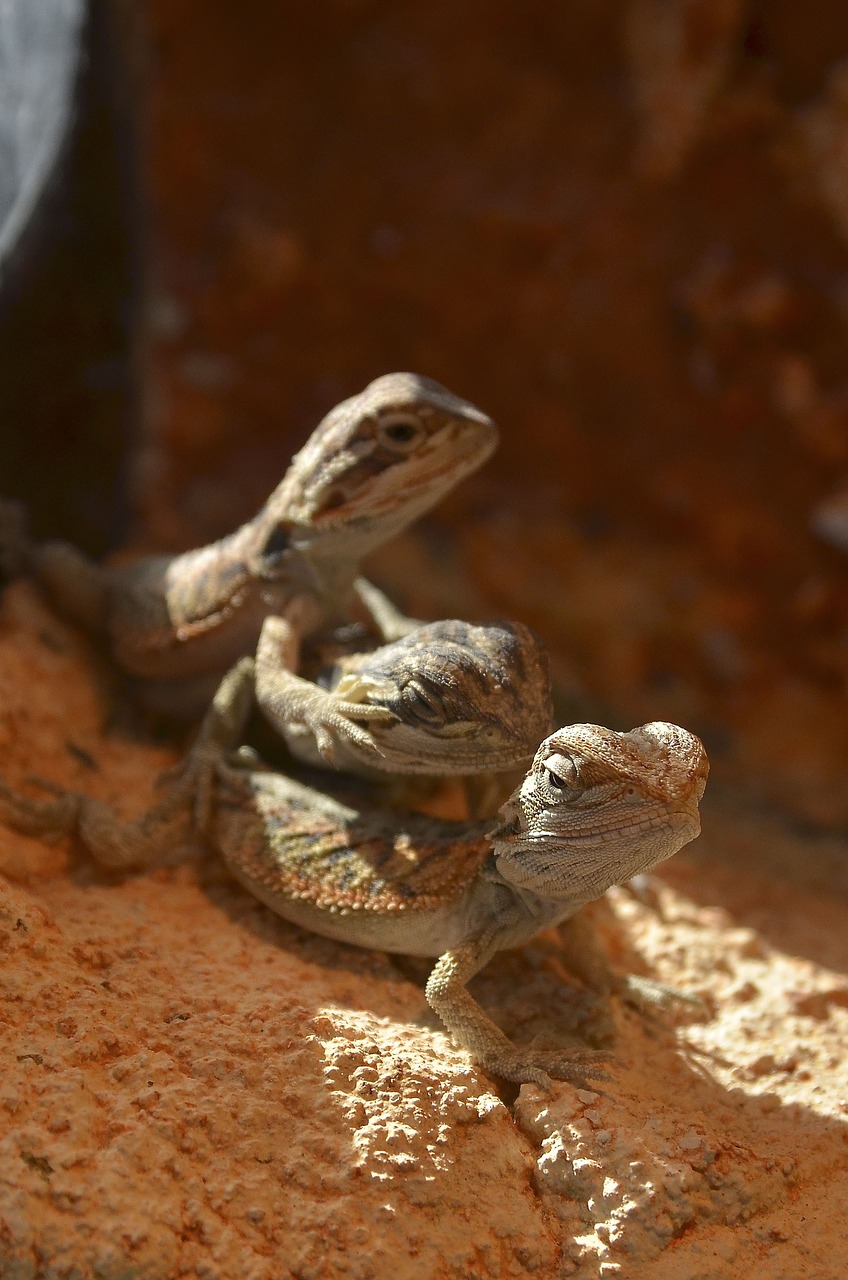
left=5, top=4, right=848, bottom=1276
left=1, top=585, right=846, bottom=1279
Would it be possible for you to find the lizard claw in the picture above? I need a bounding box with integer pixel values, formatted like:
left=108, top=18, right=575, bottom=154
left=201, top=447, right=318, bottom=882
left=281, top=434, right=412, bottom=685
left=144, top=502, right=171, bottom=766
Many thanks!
left=303, top=695, right=398, bottom=766
left=314, top=714, right=387, bottom=765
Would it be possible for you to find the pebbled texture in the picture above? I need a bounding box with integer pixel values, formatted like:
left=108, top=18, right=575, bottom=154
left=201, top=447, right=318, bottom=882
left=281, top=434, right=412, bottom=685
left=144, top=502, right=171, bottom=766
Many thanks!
left=216, top=767, right=491, bottom=915
left=0, top=589, right=847, bottom=1278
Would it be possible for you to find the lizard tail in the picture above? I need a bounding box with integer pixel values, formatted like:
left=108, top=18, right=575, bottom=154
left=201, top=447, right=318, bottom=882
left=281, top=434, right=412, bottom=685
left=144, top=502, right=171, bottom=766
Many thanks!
left=28, top=539, right=109, bottom=631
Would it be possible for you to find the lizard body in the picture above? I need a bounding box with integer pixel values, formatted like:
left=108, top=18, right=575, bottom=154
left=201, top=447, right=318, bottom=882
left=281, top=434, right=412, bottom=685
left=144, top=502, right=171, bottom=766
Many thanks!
left=0, top=660, right=708, bottom=1085
left=0, top=373, right=496, bottom=717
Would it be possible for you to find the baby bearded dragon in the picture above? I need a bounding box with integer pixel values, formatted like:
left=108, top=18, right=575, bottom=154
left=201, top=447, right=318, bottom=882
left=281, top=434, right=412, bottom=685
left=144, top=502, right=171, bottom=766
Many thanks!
left=0, top=372, right=496, bottom=719
left=252, top=616, right=554, bottom=774
left=213, top=721, right=706, bottom=1089
left=0, top=665, right=708, bottom=1086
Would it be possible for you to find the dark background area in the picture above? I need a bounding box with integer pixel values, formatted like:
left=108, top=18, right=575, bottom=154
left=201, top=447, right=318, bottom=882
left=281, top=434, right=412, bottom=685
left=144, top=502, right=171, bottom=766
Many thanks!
left=0, top=0, right=140, bottom=554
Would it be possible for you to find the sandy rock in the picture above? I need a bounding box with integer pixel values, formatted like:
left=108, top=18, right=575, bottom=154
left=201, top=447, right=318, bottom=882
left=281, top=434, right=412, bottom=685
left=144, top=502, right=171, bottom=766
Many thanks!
left=0, top=587, right=847, bottom=1277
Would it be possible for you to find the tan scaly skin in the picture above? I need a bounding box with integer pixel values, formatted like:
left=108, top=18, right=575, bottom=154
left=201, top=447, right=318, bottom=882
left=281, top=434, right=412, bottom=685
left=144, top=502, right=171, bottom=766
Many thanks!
left=0, top=373, right=497, bottom=721
left=0, top=660, right=708, bottom=1087
left=252, top=616, right=554, bottom=775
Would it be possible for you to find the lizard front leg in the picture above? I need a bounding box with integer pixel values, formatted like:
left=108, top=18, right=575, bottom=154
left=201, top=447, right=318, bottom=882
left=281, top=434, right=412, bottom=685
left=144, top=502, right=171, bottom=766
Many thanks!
left=424, top=931, right=609, bottom=1088
left=157, top=655, right=258, bottom=829
left=255, top=614, right=397, bottom=765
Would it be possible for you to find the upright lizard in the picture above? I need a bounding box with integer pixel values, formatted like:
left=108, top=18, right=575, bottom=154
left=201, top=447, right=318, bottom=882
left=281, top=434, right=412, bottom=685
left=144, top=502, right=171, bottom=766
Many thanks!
left=0, top=372, right=496, bottom=729
left=0, top=659, right=708, bottom=1086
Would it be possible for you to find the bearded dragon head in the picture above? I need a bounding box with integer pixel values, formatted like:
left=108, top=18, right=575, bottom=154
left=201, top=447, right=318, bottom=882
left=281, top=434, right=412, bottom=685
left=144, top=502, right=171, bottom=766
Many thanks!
left=489, top=722, right=708, bottom=907
left=325, top=619, right=553, bottom=775
left=261, top=373, right=497, bottom=560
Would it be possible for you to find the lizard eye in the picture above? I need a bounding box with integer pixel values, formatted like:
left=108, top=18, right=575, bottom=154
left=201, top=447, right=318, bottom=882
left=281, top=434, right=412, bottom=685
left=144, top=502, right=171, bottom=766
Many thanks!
left=377, top=413, right=425, bottom=452
left=541, top=752, right=582, bottom=799
left=401, top=681, right=445, bottom=726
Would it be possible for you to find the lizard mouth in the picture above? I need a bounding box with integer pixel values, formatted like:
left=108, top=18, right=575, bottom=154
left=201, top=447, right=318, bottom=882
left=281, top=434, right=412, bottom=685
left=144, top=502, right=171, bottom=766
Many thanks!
left=493, top=801, right=701, bottom=851
left=560, top=805, right=702, bottom=847
left=374, top=724, right=534, bottom=775
left=491, top=801, right=702, bottom=898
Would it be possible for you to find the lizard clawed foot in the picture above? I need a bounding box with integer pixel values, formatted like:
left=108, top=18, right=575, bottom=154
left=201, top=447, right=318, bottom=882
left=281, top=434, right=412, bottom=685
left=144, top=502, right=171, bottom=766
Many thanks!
left=300, top=693, right=399, bottom=766
left=480, top=1046, right=612, bottom=1089
left=153, top=655, right=259, bottom=831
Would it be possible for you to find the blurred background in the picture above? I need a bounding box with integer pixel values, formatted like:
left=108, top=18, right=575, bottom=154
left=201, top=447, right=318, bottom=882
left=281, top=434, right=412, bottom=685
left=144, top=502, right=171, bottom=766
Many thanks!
left=5, top=0, right=848, bottom=827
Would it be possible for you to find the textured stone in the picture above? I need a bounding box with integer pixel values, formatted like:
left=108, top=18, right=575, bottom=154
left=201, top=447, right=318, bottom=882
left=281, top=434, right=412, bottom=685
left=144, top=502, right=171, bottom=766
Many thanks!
left=1, top=587, right=847, bottom=1278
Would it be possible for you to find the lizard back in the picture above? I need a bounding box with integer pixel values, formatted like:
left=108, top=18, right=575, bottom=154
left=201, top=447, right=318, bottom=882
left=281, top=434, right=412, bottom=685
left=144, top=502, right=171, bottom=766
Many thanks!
left=213, top=767, right=492, bottom=916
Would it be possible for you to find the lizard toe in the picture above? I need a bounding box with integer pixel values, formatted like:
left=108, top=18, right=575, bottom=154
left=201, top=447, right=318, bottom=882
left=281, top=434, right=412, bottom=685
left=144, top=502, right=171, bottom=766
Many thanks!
left=341, top=701, right=399, bottom=725
left=309, top=708, right=388, bottom=761
left=331, top=713, right=387, bottom=757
